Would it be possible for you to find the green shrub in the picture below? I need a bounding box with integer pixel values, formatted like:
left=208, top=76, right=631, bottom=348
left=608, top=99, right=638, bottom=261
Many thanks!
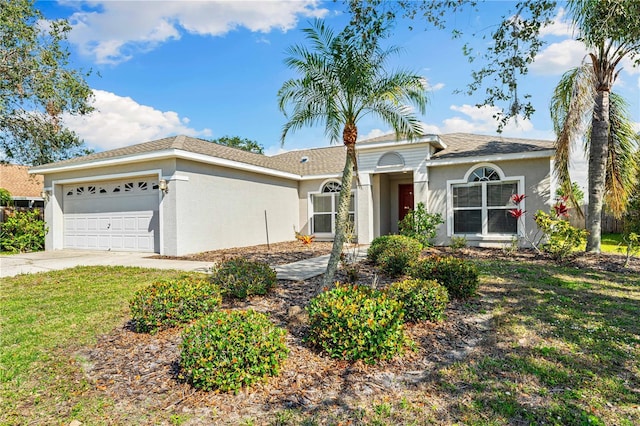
left=450, top=236, right=468, bottom=251
left=306, top=284, right=410, bottom=364
left=410, top=256, right=479, bottom=300
left=211, top=257, right=277, bottom=299
left=0, top=188, right=12, bottom=206
left=179, top=309, right=288, bottom=392
left=0, top=209, right=47, bottom=253
left=367, top=235, right=422, bottom=276
left=398, top=202, right=444, bottom=247
left=534, top=210, right=588, bottom=261
left=385, top=279, right=449, bottom=322
left=129, top=276, right=222, bottom=333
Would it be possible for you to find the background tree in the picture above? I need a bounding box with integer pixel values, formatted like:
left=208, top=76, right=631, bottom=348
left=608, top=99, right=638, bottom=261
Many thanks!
left=209, top=135, right=264, bottom=154
left=346, top=0, right=640, bottom=252
left=278, top=19, right=428, bottom=291
left=0, top=0, right=93, bottom=166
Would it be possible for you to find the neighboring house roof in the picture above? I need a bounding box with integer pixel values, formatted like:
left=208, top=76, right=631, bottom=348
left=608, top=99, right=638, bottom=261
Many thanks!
left=433, top=133, right=554, bottom=159
left=29, top=133, right=554, bottom=178
left=0, top=164, right=44, bottom=198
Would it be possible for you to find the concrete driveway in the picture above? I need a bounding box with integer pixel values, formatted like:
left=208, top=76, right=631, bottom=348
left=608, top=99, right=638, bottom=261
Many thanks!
left=0, top=250, right=214, bottom=278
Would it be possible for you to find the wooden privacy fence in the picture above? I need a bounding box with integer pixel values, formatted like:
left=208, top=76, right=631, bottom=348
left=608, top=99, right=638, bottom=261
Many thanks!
left=568, top=206, right=624, bottom=234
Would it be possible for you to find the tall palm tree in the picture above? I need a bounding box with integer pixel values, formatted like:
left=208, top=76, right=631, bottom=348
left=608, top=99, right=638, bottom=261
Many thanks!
left=278, top=19, right=428, bottom=291
left=551, top=64, right=639, bottom=226
left=554, top=0, right=640, bottom=252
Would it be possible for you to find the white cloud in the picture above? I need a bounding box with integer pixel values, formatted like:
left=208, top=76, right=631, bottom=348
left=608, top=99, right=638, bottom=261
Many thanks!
left=67, top=1, right=327, bottom=64
left=539, top=8, right=574, bottom=37
left=358, top=128, right=389, bottom=141
left=63, top=89, right=212, bottom=151
left=439, top=104, right=545, bottom=138
left=530, top=39, right=589, bottom=75
left=358, top=105, right=554, bottom=143
left=427, top=82, right=445, bottom=92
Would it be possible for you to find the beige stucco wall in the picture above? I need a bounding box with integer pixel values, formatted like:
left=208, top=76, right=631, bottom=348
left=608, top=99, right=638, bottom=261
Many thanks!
left=173, top=159, right=299, bottom=255
left=427, top=158, right=552, bottom=247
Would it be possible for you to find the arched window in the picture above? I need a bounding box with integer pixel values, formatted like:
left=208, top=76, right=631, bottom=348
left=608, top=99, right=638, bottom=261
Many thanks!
left=311, top=181, right=355, bottom=236
left=322, top=181, right=342, bottom=193
left=468, top=166, right=500, bottom=182
left=452, top=165, right=518, bottom=235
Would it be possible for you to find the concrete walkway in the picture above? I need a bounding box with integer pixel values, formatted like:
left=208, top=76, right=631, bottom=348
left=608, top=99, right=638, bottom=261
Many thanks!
left=0, top=246, right=368, bottom=280
left=0, top=250, right=213, bottom=278
left=275, top=246, right=368, bottom=281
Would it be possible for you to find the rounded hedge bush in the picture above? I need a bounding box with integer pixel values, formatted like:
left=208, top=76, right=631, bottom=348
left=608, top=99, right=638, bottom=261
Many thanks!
left=179, top=309, right=289, bottom=392
left=306, top=284, right=410, bottom=364
left=211, top=257, right=277, bottom=299
left=385, top=279, right=449, bottom=323
left=129, top=276, right=222, bottom=333
left=367, top=235, right=423, bottom=277
left=409, top=256, right=479, bottom=300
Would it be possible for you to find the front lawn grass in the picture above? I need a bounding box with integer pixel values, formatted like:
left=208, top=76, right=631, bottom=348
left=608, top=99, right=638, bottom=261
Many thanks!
left=1, top=260, right=638, bottom=425
left=600, top=233, right=629, bottom=254
left=0, top=266, right=203, bottom=424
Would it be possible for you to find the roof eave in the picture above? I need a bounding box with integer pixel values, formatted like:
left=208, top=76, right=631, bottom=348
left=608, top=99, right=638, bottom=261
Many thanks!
left=357, top=135, right=446, bottom=151
left=29, top=149, right=302, bottom=181
left=426, top=149, right=555, bottom=167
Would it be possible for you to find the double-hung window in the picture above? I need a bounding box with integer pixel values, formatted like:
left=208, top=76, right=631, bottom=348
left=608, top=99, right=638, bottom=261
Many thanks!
left=452, top=166, right=519, bottom=236
left=311, top=181, right=355, bottom=236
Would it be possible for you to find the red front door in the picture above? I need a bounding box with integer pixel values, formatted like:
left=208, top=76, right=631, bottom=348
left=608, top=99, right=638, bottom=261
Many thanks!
left=399, top=184, right=414, bottom=222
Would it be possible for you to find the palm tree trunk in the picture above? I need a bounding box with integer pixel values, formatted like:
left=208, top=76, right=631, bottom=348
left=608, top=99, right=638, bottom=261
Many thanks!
left=585, top=89, right=610, bottom=253
left=319, top=153, right=354, bottom=294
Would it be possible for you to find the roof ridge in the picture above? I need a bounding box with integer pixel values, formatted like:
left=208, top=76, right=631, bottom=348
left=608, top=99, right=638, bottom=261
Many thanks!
left=171, top=135, right=187, bottom=149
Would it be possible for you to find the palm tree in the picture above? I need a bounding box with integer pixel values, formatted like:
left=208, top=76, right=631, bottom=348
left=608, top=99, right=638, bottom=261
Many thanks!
left=550, top=0, right=640, bottom=253
left=551, top=64, right=639, bottom=226
left=278, top=19, right=428, bottom=291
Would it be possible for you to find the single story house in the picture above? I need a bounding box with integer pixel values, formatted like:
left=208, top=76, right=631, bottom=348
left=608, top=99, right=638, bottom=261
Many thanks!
left=0, top=164, right=45, bottom=208
left=29, top=133, right=555, bottom=256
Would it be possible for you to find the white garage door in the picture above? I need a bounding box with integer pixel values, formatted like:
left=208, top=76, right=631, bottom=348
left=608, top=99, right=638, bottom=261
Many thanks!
left=63, top=178, right=160, bottom=252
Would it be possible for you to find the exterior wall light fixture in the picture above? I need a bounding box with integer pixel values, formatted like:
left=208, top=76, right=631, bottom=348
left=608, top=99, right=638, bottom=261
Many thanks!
left=158, top=179, right=168, bottom=194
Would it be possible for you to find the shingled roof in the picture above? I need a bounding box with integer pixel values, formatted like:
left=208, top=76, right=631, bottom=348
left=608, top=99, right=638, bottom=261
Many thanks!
left=0, top=164, right=44, bottom=198
left=29, top=133, right=554, bottom=178
left=433, top=133, right=554, bottom=159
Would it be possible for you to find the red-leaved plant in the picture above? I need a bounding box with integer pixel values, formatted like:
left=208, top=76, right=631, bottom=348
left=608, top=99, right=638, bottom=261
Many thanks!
left=509, top=193, right=587, bottom=259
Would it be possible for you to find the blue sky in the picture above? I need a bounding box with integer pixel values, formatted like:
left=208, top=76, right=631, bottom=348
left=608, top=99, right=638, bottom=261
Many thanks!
left=38, top=0, right=639, bottom=188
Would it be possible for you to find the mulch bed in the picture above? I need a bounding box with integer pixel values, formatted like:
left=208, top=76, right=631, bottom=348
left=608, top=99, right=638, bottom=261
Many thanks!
left=74, top=242, right=638, bottom=424
left=149, top=240, right=334, bottom=266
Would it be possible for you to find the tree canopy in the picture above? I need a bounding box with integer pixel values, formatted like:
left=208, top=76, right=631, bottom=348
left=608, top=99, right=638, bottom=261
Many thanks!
left=209, top=136, right=264, bottom=154
left=0, top=0, right=93, bottom=166
left=278, top=19, right=428, bottom=289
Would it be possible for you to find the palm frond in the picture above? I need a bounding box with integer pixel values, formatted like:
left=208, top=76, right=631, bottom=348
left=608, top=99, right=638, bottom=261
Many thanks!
left=604, top=92, right=640, bottom=217
left=277, top=19, right=429, bottom=148
left=550, top=64, right=595, bottom=212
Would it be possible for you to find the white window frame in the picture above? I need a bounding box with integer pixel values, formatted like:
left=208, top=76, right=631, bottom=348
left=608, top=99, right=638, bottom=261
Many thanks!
left=308, top=179, right=356, bottom=239
left=446, top=163, right=525, bottom=240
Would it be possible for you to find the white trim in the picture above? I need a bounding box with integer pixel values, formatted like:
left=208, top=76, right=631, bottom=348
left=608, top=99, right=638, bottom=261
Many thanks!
left=357, top=135, right=445, bottom=151
left=173, top=151, right=300, bottom=180
left=426, top=149, right=554, bottom=167
left=162, top=174, right=189, bottom=182
left=299, top=173, right=342, bottom=181
left=446, top=163, right=525, bottom=238
left=30, top=149, right=302, bottom=180
left=51, top=169, right=163, bottom=185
